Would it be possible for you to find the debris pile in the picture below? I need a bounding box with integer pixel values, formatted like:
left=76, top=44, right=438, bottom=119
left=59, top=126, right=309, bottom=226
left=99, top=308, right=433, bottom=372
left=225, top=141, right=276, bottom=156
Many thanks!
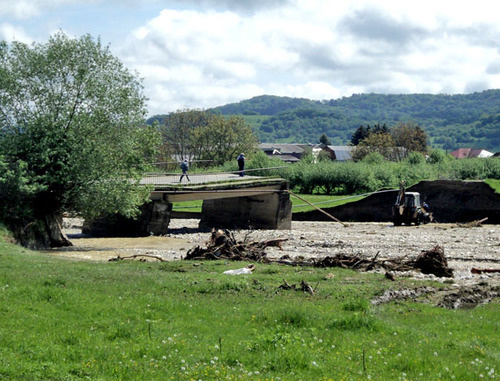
left=277, top=252, right=415, bottom=273
left=185, top=229, right=287, bottom=262
left=278, top=279, right=315, bottom=295
left=411, top=245, right=453, bottom=278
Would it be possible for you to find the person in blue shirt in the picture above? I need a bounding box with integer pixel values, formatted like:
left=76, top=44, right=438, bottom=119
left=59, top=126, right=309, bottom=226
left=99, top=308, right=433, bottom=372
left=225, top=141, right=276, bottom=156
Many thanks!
left=179, top=159, right=190, bottom=182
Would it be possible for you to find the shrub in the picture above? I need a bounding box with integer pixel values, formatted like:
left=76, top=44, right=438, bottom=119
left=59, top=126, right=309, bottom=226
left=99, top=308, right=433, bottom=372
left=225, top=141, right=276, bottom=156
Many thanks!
left=362, top=152, right=386, bottom=165
left=406, top=152, right=426, bottom=165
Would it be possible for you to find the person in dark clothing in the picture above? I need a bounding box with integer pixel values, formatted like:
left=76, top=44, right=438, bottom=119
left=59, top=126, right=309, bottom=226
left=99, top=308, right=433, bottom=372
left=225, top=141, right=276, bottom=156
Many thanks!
left=422, top=201, right=431, bottom=213
left=179, top=159, right=190, bottom=182
left=237, top=153, right=245, bottom=176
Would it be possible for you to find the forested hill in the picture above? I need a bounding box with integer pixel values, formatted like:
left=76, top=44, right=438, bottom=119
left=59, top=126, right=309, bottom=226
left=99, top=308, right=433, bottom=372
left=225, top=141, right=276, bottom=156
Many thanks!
left=209, top=91, right=500, bottom=151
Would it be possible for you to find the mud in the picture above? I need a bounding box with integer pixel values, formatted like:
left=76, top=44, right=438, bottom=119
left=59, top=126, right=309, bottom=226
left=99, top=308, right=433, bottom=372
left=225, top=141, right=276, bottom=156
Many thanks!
left=47, top=218, right=191, bottom=261
left=371, top=284, right=499, bottom=309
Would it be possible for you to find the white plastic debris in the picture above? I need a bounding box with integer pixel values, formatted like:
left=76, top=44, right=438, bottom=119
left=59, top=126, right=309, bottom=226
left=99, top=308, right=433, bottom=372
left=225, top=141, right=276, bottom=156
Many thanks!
left=223, top=264, right=255, bottom=275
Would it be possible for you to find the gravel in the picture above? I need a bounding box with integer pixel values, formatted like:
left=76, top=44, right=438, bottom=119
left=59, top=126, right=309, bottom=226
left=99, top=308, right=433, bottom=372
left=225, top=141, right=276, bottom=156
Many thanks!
left=167, top=219, right=500, bottom=286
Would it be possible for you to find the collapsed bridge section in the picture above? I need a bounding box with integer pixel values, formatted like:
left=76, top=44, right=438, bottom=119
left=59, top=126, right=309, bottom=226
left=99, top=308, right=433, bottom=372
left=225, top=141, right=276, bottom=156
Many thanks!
left=84, top=178, right=292, bottom=237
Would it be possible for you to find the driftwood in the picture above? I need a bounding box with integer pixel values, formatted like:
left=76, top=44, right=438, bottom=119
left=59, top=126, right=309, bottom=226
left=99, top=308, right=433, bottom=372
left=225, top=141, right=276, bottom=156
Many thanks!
left=410, top=245, right=453, bottom=278
left=184, top=230, right=454, bottom=278
left=471, top=268, right=500, bottom=274
left=273, top=252, right=414, bottom=273
left=185, top=228, right=288, bottom=262
left=108, top=253, right=167, bottom=262
left=455, top=217, right=488, bottom=228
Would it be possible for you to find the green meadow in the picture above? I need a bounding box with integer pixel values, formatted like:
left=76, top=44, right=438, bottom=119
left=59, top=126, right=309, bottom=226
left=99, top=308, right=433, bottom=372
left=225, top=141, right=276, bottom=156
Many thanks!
left=0, top=232, right=498, bottom=380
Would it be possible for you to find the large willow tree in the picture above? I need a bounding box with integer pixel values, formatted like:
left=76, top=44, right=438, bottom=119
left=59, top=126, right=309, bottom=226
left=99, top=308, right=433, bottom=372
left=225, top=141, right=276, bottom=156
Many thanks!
left=0, top=33, right=160, bottom=248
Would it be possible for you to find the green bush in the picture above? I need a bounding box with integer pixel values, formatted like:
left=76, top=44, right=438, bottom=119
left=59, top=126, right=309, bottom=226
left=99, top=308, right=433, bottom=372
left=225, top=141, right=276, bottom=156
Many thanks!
left=406, top=152, right=426, bottom=165
left=362, top=152, right=386, bottom=165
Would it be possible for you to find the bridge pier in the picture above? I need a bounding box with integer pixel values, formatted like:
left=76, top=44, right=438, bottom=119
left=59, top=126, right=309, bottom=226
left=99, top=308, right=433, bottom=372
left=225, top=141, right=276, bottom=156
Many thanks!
left=200, top=189, right=291, bottom=230
left=82, top=200, right=172, bottom=237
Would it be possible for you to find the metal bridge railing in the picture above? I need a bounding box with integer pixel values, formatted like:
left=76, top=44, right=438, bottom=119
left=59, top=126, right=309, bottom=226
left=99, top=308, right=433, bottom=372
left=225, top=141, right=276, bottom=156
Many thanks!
left=142, top=166, right=290, bottom=185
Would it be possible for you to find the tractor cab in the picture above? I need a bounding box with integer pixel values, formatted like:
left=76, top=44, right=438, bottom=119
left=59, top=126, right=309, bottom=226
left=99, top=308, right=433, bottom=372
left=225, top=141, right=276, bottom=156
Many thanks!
left=392, top=184, right=432, bottom=226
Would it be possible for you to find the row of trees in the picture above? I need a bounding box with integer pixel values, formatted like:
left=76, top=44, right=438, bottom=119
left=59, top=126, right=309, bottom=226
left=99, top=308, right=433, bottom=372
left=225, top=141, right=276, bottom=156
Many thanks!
left=283, top=153, right=500, bottom=195
left=159, top=110, right=257, bottom=167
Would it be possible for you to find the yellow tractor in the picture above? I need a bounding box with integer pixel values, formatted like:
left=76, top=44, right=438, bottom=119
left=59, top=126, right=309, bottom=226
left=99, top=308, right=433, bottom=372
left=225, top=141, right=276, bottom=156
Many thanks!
left=392, top=183, right=433, bottom=226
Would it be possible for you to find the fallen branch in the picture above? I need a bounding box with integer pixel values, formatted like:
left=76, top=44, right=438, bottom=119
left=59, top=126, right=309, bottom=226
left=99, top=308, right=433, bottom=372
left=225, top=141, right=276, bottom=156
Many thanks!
left=455, top=217, right=488, bottom=228
left=471, top=268, right=500, bottom=274
left=109, top=254, right=167, bottom=262
left=288, top=190, right=349, bottom=227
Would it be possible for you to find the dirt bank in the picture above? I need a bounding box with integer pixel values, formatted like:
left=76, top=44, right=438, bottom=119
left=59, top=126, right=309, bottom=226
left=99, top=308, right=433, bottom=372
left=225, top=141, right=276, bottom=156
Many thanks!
left=294, top=180, right=500, bottom=224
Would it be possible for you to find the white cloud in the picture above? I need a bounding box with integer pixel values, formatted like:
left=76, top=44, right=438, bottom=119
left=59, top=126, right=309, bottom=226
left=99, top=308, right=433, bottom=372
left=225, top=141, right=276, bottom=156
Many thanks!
left=2, top=0, right=499, bottom=115
left=0, top=23, right=32, bottom=43
left=0, top=0, right=88, bottom=19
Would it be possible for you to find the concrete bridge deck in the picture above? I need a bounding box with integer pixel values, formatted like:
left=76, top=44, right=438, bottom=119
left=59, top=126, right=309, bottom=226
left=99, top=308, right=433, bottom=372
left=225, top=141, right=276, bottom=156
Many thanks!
left=141, top=172, right=260, bottom=186
left=143, top=174, right=287, bottom=203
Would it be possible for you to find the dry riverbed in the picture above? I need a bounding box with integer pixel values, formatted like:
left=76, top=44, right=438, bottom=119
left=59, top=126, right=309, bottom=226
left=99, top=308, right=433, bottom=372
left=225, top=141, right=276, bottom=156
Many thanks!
left=55, top=218, right=500, bottom=287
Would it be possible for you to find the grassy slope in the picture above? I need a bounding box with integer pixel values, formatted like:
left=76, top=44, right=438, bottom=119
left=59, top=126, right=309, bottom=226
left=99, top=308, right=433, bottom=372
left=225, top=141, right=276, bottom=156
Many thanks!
left=485, top=179, right=500, bottom=193
left=0, top=237, right=498, bottom=379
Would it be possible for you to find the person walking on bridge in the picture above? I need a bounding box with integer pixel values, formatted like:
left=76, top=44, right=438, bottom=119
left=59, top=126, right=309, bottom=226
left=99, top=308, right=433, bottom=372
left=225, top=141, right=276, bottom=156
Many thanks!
left=179, top=159, right=190, bottom=182
left=237, top=153, right=245, bottom=176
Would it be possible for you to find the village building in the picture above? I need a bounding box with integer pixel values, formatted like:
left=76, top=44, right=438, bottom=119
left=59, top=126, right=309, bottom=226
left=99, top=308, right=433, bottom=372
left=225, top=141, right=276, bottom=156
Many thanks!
left=449, top=148, right=494, bottom=159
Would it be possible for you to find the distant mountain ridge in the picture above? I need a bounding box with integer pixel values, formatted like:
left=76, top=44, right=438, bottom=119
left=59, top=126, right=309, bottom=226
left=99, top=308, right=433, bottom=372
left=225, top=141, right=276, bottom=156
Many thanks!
left=209, top=91, right=500, bottom=151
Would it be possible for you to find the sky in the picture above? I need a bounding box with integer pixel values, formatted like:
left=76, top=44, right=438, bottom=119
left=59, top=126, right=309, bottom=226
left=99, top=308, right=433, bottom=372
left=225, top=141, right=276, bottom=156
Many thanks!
left=1, top=0, right=500, bottom=116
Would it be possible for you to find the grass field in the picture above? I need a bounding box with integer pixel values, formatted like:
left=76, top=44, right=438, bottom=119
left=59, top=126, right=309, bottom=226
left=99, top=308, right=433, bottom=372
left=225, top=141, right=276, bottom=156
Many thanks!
left=0, top=233, right=498, bottom=379
left=485, top=179, right=500, bottom=193
left=173, top=193, right=365, bottom=213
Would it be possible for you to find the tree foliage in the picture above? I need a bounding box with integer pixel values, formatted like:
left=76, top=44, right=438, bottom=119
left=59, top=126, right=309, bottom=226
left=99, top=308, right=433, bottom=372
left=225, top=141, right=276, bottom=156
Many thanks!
left=159, top=110, right=258, bottom=166
left=190, top=114, right=258, bottom=166
left=391, top=122, right=428, bottom=157
left=351, top=133, right=398, bottom=161
left=319, top=133, right=331, bottom=145
left=159, top=109, right=210, bottom=161
left=0, top=33, right=159, bottom=248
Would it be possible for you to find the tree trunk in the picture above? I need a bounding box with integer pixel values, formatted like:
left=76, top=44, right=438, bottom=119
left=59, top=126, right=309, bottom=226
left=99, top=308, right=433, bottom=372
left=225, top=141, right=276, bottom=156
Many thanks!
left=14, top=214, right=72, bottom=249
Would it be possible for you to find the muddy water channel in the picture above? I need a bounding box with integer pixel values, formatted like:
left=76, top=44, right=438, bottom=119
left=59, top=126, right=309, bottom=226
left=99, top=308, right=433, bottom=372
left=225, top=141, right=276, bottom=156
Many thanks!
left=46, top=218, right=192, bottom=261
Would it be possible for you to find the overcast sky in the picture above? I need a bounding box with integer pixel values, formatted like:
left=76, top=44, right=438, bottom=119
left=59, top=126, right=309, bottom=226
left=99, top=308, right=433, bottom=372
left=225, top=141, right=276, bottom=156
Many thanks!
left=1, top=0, right=499, bottom=116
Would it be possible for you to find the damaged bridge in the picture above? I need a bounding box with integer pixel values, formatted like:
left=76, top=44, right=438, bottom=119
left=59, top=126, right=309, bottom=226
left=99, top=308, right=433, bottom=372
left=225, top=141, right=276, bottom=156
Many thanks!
left=84, top=175, right=292, bottom=237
